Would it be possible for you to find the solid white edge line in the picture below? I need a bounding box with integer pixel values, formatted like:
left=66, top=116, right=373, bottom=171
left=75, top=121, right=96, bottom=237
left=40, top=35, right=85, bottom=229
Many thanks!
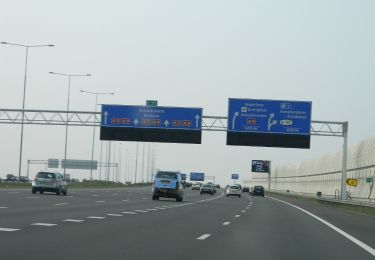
left=197, top=234, right=211, bottom=240
left=267, top=196, right=375, bottom=257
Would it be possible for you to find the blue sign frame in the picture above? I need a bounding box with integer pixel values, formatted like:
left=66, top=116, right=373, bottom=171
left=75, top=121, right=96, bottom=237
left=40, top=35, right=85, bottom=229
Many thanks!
left=101, top=105, right=202, bottom=131
left=231, top=174, right=239, bottom=180
left=190, top=172, right=204, bottom=181
left=227, top=98, right=312, bottom=135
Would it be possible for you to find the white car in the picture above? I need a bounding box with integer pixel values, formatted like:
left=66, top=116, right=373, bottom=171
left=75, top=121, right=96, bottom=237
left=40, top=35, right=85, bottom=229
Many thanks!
left=226, top=185, right=241, bottom=198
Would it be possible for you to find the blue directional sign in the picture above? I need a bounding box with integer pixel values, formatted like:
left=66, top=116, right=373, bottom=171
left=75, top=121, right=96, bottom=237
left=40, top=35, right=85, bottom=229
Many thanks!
left=227, top=98, right=312, bottom=135
left=190, top=172, right=204, bottom=181
left=231, top=174, right=239, bottom=180
left=101, top=105, right=202, bottom=130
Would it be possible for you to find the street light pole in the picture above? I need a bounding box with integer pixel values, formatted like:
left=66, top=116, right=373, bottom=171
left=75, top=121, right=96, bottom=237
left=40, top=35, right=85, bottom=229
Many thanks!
left=49, top=72, right=90, bottom=178
left=1, top=41, right=54, bottom=182
left=80, top=90, right=114, bottom=180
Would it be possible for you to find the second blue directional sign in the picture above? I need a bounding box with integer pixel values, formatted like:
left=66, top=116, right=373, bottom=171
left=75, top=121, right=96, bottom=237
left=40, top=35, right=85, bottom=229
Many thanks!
left=100, top=105, right=203, bottom=144
left=227, top=98, right=312, bottom=148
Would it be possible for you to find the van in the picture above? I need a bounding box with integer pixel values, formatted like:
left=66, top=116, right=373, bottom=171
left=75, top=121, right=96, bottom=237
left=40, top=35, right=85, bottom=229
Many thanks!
left=152, top=171, right=184, bottom=202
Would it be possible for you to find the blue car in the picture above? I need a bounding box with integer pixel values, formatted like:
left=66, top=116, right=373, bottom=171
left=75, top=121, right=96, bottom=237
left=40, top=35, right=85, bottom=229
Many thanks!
left=152, top=171, right=184, bottom=202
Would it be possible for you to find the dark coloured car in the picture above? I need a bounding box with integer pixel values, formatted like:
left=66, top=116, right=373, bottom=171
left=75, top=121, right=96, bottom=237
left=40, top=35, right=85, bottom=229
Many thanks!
left=252, top=186, right=265, bottom=197
left=152, top=171, right=184, bottom=202
left=200, top=184, right=214, bottom=195
left=242, top=186, right=250, bottom=193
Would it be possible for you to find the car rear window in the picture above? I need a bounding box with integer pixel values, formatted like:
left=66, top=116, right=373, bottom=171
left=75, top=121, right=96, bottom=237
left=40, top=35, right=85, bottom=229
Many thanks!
left=36, top=172, right=55, bottom=179
left=230, top=186, right=239, bottom=189
left=155, top=171, right=178, bottom=179
left=254, top=186, right=263, bottom=190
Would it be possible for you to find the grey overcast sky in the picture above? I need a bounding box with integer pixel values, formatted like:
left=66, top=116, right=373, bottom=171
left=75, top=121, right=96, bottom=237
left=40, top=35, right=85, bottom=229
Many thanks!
left=1, top=0, right=374, bottom=184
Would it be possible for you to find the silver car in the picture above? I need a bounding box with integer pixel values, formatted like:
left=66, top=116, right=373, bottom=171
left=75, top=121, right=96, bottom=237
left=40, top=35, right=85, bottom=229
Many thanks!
left=226, top=185, right=241, bottom=198
left=32, top=172, right=68, bottom=195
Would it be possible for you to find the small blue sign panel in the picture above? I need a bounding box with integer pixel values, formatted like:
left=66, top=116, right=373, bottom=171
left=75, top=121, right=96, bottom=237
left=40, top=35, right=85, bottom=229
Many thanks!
left=231, top=174, right=239, bottom=180
left=227, top=99, right=312, bottom=135
left=190, top=172, right=204, bottom=181
left=101, top=105, right=202, bottom=130
left=180, top=173, right=187, bottom=181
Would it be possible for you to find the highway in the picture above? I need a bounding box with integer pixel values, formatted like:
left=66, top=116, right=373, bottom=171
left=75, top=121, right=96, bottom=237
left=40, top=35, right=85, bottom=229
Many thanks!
left=0, top=187, right=374, bottom=260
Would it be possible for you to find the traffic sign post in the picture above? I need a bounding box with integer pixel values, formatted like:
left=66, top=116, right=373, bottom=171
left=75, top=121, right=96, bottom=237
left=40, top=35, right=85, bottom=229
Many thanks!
left=227, top=98, right=312, bottom=148
left=100, top=105, right=203, bottom=144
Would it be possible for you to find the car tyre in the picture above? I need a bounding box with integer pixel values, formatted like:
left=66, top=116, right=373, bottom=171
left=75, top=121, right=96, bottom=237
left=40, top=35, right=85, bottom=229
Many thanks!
left=62, top=189, right=67, bottom=196
left=32, top=188, right=36, bottom=194
left=239, top=195, right=241, bottom=198
left=56, top=187, right=61, bottom=195
left=40, top=190, right=44, bottom=194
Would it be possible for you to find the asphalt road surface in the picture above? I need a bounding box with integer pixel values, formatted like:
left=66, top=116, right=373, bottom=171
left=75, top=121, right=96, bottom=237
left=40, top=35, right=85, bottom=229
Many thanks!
left=0, top=187, right=374, bottom=260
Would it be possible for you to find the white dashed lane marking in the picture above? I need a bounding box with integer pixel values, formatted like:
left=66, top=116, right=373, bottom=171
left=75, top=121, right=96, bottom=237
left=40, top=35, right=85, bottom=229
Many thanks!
left=222, top=222, right=231, bottom=226
left=0, top=228, right=21, bottom=232
left=122, top=212, right=136, bottom=215
left=0, top=207, right=9, bottom=209
left=26, top=197, right=40, bottom=199
left=63, top=219, right=85, bottom=223
left=241, top=210, right=246, bottom=213
left=86, top=216, right=106, bottom=219
left=197, top=234, right=211, bottom=240
left=135, top=210, right=148, bottom=213
left=122, top=200, right=129, bottom=202
left=96, top=201, right=105, bottom=203
left=31, top=223, right=57, bottom=227
left=106, top=214, right=123, bottom=217
left=54, top=203, right=68, bottom=206
left=146, top=209, right=158, bottom=211
left=235, top=215, right=240, bottom=218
